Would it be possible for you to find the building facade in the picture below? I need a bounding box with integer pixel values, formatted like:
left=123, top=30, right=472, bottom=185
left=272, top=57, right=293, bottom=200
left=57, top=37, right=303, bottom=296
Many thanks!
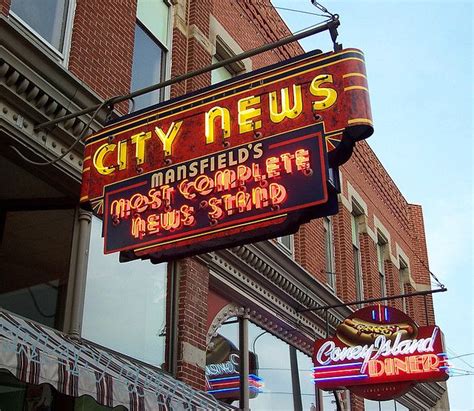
left=0, top=0, right=449, bottom=410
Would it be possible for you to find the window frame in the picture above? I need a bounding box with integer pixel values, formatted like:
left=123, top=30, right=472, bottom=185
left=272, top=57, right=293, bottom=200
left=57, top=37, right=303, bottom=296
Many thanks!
left=376, top=233, right=388, bottom=298
left=323, top=216, right=336, bottom=290
left=9, top=0, right=76, bottom=66
left=131, top=18, right=168, bottom=108
left=399, top=257, right=409, bottom=312
left=276, top=235, right=294, bottom=257
left=351, top=205, right=364, bottom=304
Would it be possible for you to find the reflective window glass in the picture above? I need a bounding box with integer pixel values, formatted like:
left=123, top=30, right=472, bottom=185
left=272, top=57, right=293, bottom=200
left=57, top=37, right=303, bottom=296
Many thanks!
left=10, top=0, right=70, bottom=52
left=82, top=216, right=168, bottom=368
left=211, top=56, right=233, bottom=84
left=131, top=22, right=165, bottom=111
left=136, top=0, right=170, bottom=47
left=296, top=350, right=319, bottom=410
left=248, top=323, right=293, bottom=410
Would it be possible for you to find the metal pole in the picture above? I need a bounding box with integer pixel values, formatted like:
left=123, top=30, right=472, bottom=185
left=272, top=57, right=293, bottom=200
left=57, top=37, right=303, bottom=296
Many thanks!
left=298, top=287, right=447, bottom=313
left=34, top=19, right=339, bottom=131
left=239, top=314, right=250, bottom=411
left=333, top=391, right=342, bottom=411
left=68, top=209, right=92, bottom=337
left=289, top=346, right=303, bottom=411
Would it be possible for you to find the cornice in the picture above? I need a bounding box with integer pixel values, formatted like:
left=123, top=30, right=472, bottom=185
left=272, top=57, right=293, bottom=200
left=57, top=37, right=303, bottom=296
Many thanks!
left=0, top=15, right=107, bottom=183
left=398, top=381, right=448, bottom=409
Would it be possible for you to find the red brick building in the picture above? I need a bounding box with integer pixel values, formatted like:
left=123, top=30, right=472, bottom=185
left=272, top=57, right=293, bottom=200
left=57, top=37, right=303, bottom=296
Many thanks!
left=0, top=0, right=448, bottom=410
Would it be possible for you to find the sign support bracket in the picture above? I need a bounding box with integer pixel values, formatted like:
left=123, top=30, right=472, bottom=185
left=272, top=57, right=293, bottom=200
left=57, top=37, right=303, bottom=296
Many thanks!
left=298, top=287, right=447, bottom=313
left=33, top=18, right=340, bottom=132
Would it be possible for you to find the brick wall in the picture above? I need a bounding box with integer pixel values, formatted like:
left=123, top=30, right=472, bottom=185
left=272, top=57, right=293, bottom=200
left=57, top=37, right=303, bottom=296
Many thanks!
left=333, top=205, right=357, bottom=302
left=68, top=0, right=136, bottom=113
left=408, top=204, right=435, bottom=325
left=360, top=233, right=380, bottom=299
left=294, top=219, right=326, bottom=284
left=0, top=0, right=10, bottom=16
left=212, top=0, right=303, bottom=70
left=337, top=140, right=435, bottom=319
left=176, top=258, right=209, bottom=390
left=385, top=260, right=403, bottom=310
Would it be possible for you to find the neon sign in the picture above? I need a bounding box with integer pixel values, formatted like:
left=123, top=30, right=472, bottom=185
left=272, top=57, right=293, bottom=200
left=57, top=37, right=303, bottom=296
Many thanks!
left=102, top=125, right=330, bottom=260
left=81, top=48, right=373, bottom=261
left=312, top=305, right=449, bottom=400
left=206, top=335, right=262, bottom=401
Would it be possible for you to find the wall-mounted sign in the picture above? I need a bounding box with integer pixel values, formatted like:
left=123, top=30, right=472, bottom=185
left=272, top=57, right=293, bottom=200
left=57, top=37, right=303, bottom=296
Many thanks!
left=206, top=334, right=262, bottom=402
left=81, top=48, right=373, bottom=261
left=312, top=305, right=449, bottom=400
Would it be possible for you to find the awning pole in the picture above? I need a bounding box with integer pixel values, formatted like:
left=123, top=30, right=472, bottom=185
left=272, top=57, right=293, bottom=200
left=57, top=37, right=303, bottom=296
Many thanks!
left=34, top=18, right=339, bottom=132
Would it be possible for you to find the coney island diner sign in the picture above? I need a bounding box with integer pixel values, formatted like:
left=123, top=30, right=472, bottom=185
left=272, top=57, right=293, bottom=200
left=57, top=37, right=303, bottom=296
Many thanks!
left=312, top=305, right=449, bottom=400
left=80, top=48, right=373, bottom=262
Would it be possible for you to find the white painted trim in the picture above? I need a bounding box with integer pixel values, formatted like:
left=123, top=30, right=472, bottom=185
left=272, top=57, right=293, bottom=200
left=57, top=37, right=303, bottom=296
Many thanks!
left=347, top=181, right=368, bottom=216
left=9, top=0, right=76, bottom=68
left=209, top=15, right=252, bottom=73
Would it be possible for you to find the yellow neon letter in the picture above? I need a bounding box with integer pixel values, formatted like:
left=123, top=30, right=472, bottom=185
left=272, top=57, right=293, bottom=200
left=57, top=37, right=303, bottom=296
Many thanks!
left=205, top=106, right=231, bottom=144
left=238, top=95, right=262, bottom=134
left=93, top=143, right=116, bottom=175
left=269, top=84, right=302, bottom=123
left=310, top=74, right=337, bottom=110
left=155, top=121, right=183, bottom=157
left=118, top=140, right=127, bottom=170
left=131, top=131, right=152, bottom=165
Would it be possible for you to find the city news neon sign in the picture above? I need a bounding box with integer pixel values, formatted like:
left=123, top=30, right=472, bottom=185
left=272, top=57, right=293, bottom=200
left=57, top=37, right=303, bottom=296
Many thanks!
left=313, top=305, right=449, bottom=400
left=81, top=48, right=373, bottom=261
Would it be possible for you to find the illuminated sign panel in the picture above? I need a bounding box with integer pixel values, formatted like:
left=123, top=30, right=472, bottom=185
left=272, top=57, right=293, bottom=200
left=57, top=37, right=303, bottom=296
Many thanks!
left=103, top=126, right=327, bottom=258
left=206, top=334, right=262, bottom=401
left=312, top=305, right=449, bottom=400
left=81, top=48, right=373, bottom=261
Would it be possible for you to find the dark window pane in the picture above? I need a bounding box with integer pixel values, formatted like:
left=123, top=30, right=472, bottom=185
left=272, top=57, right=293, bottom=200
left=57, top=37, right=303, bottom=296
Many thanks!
left=0, top=209, right=75, bottom=329
left=131, top=23, right=164, bottom=110
left=10, top=0, right=68, bottom=51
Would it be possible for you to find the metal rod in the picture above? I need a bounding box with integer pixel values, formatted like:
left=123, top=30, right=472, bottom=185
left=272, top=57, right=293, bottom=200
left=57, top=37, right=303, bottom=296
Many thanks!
left=298, top=287, right=447, bottom=313
left=333, top=391, right=342, bottom=411
left=289, top=346, right=303, bottom=411
left=34, top=18, right=339, bottom=131
left=239, top=315, right=250, bottom=411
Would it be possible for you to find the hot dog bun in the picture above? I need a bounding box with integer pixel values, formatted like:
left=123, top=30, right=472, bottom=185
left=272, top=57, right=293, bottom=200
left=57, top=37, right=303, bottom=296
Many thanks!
left=336, top=317, right=418, bottom=346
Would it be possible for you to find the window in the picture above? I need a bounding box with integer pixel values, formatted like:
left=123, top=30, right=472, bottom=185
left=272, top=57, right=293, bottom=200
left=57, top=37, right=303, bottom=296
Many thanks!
left=82, top=217, right=168, bottom=368
left=377, top=234, right=388, bottom=298
left=0, top=155, right=76, bottom=330
left=10, top=0, right=74, bottom=60
left=365, top=399, right=409, bottom=411
left=399, top=258, right=409, bottom=311
left=323, top=217, right=335, bottom=289
left=211, top=56, right=233, bottom=84
left=131, top=0, right=171, bottom=111
left=276, top=235, right=293, bottom=256
left=211, top=35, right=245, bottom=85
left=351, top=210, right=364, bottom=303
left=206, top=318, right=322, bottom=409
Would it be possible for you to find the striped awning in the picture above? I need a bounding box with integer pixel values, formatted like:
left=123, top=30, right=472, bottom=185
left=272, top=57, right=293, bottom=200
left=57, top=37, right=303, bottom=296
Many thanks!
left=0, top=309, right=233, bottom=410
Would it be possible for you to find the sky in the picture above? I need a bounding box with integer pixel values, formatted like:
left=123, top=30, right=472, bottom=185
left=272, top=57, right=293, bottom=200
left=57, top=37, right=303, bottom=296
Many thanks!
left=271, top=0, right=473, bottom=409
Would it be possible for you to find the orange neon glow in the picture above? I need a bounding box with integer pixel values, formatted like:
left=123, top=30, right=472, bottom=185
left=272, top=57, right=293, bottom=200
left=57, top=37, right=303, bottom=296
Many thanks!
left=368, top=354, right=441, bottom=378
left=110, top=187, right=174, bottom=220
left=113, top=147, right=312, bottom=239
left=266, top=156, right=280, bottom=178
left=295, top=149, right=310, bottom=171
